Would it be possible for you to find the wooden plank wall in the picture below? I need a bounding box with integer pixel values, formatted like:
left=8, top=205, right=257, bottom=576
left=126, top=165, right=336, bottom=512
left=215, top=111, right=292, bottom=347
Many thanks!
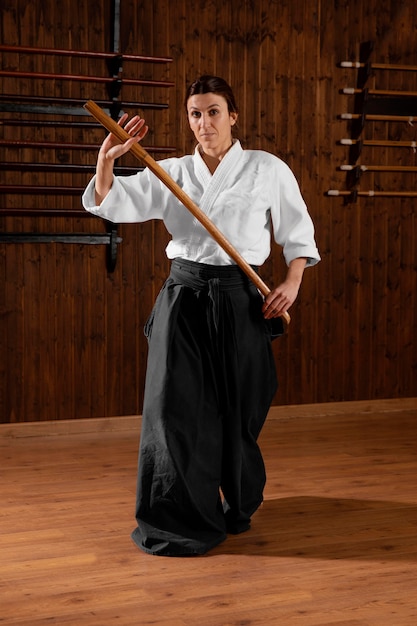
left=0, top=0, right=416, bottom=423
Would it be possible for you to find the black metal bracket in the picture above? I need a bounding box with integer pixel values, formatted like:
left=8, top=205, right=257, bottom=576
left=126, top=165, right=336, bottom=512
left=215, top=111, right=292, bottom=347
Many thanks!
left=105, top=221, right=121, bottom=272
left=0, top=222, right=122, bottom=273
left=348, top=138, right=364, bottom=164
left=106, top=54, right=123, bottom=77
left=345, top=165, right=364, bottom=188
left=357, top=40, right=374, bottom=88
left=107, top=78, right=122, bottom=103
left=343, top=189, right=358, bottom=205
left=351, top=88, right=369, bottom=139
left=344, top=42, right=372, bottom=199
left=108, top=0, right=123, bottom=120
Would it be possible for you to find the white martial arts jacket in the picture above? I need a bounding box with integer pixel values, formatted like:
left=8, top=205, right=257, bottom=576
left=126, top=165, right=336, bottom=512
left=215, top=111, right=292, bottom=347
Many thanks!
left=82, top=140, right=320, bottom=268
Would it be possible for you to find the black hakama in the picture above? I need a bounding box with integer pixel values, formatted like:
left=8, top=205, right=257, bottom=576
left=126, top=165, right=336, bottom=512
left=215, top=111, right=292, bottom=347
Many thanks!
left=131, top=258, right=279, bottom=556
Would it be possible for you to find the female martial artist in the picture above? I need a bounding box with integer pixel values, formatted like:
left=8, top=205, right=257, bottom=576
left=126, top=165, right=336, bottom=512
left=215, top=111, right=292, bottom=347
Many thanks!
left=82, top=75, right=320, bottom=556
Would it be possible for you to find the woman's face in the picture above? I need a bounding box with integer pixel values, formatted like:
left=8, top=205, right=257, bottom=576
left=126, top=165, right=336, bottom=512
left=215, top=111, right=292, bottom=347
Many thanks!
left=186, top=92, right=237, bottom=157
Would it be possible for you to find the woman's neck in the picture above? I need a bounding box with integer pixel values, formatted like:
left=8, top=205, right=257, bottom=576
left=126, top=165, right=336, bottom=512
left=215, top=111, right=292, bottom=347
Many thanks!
left=199, top=141, right=233, bottom=174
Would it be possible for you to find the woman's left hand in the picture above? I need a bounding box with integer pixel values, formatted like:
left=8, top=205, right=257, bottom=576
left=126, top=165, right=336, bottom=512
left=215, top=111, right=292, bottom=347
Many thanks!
left=262, top=257, right=307, bottom=319
left=262, top=280, right=300, bottom=319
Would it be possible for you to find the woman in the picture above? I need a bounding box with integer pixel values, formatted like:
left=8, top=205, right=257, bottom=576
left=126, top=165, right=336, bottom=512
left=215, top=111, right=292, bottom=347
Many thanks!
left=83, top=75, right=320, bottom=556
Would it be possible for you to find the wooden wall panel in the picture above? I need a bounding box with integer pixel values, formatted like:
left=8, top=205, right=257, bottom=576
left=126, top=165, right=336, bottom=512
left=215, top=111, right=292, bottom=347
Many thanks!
left=0, top=0, right=416, bottom=422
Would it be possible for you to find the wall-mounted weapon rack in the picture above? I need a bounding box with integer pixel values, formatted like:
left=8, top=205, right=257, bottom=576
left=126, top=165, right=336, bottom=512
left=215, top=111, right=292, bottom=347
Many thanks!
left=327, top=40, right=417, bottom=202
left=0, top=40, right=174, bottom=272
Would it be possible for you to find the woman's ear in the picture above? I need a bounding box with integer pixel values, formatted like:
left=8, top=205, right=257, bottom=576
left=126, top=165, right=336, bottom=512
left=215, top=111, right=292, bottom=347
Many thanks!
left=230, top=112, right=238, bottom=126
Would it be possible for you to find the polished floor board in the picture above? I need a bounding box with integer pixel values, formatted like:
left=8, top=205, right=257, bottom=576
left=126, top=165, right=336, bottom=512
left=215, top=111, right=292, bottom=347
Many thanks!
left=1, top=400, right=417, bottom=625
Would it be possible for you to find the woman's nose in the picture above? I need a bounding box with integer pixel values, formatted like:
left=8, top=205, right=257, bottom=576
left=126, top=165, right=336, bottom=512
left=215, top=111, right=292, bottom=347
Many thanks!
left=199, top=113, right=211, bottom=127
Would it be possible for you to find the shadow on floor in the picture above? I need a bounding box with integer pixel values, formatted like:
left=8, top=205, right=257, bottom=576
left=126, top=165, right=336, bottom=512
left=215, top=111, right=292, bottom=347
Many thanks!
left=211, top=495, right=417, bottom=560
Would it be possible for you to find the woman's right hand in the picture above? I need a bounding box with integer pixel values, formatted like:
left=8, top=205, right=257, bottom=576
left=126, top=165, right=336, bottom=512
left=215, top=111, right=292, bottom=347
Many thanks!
left=99, top=113, right=149, bottom=162
left=95, top=113, right=149, bottom=205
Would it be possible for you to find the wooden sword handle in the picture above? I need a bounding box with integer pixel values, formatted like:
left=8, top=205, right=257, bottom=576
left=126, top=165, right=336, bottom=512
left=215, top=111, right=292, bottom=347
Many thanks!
left=83, top=100, right=291, bottom=325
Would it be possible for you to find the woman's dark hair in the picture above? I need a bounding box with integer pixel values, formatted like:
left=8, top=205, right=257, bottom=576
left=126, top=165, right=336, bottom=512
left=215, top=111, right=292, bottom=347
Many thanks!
left=184, top=75, right=238, bottom=114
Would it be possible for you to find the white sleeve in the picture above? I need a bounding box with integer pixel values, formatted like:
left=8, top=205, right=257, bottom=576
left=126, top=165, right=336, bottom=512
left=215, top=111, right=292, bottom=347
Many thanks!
left=271, top=162, right=320, bottom=267
left=82, top=168, right=167, bottom=223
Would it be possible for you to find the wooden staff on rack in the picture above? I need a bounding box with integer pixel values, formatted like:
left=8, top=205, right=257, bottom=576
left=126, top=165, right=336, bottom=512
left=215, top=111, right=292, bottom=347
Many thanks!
left=327, top=190, right=417, bottom=197
left=343, top=87, right=417, bottom=97
left=0, top=43, right=172, bottom=64
left=83, top=100, right=291, bottom=325
left=340, top=61, right=417, bottom=72
left=0, top=70, right=175, bottom=88
left=0, top=139, right=175, bottom=154
left=340, top=138, right=417, bottom=149
left=339, top=164, right=417, bottom=172
left=340, top=113, right=416, bottom=123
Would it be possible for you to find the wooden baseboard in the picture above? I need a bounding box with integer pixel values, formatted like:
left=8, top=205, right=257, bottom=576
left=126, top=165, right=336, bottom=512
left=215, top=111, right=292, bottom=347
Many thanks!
left=268, top=397, right=417, bottom=419
left=1, top=398, right=415, bottom=439
left=0, top=414, right=142, bottom=438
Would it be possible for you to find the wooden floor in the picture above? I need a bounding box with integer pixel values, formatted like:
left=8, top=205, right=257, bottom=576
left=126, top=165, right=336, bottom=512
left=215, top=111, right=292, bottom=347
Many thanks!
left=1, top=398, right=417, bottom=625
